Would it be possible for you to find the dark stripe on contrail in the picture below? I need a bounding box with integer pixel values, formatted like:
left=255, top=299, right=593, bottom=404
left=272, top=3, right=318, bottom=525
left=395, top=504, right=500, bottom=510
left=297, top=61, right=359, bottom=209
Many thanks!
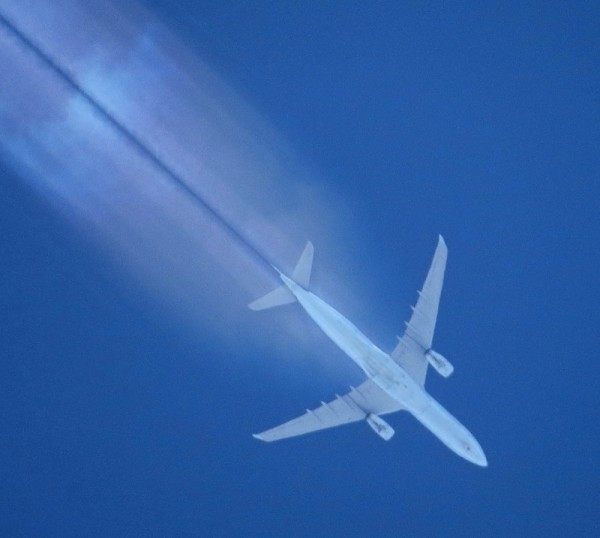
left=0, top=11, right=274, bottom=272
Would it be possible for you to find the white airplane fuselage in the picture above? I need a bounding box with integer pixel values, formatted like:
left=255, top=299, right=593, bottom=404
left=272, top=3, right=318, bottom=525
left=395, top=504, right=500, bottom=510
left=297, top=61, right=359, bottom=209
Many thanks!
left=280, top=274, right=487, bottom=466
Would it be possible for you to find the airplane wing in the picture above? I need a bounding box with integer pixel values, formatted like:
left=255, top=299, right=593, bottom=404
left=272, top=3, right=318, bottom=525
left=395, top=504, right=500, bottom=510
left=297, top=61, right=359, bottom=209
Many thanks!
left=391, top=235, right=447, bottom=386
left=253, top=379, right=403, bottom=442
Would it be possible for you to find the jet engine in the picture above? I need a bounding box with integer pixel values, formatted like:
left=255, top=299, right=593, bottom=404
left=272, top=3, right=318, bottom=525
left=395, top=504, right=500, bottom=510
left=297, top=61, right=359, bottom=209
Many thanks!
left=366, top=414, right=395, bottom=441
left=425, top=349, right=454, bottom=378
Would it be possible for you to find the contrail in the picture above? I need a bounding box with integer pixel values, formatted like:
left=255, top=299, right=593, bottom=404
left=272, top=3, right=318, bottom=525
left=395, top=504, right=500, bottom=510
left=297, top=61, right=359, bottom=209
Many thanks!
left=0, top=10, right=273, bottom=273
left=0, top=2, right=365, bottom=374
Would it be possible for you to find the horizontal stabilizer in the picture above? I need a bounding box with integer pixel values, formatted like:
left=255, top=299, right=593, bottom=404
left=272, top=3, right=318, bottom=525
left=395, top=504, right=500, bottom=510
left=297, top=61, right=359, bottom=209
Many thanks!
left=248, top=285, right=295, bottom=311
left=291, top=241, right=314, bottom=288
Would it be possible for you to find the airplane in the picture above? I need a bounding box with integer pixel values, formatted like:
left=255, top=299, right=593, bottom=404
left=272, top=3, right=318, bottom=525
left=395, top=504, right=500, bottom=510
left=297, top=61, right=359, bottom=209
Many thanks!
left=249, top=236, right=487, bottom=467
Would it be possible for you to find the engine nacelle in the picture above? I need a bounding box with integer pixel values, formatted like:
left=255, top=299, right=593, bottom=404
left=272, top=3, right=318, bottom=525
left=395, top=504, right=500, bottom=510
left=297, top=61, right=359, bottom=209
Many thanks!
left=426, top=349, right=454, bottom=378
left=366, top=414, right=395, bottom=441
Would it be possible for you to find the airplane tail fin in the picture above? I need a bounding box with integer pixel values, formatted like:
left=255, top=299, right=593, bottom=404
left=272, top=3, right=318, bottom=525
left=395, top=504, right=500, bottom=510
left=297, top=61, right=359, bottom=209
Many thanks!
left=248, top=241, right=314, bottom=311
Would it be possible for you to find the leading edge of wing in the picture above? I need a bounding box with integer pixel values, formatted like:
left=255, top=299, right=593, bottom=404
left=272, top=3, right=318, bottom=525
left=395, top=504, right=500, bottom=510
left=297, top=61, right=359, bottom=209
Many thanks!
left=391, top=235, right=448, bottom=385
left=404, top=234, right=447, bottom=351
left=253, top=379, right=404, bottom=442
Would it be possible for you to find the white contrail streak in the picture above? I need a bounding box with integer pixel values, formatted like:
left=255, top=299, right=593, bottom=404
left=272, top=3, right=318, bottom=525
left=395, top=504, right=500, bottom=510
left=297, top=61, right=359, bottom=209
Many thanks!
left=0, top=0, right=361, bottom=377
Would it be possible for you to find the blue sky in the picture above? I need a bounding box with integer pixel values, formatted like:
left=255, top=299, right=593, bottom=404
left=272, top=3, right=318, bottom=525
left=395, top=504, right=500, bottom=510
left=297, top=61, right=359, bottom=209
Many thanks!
left=1, top=1, right=599, bottom=536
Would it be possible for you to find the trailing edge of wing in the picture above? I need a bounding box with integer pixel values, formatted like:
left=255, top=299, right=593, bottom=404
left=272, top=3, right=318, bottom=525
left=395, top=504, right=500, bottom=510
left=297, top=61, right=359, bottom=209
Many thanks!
left=406, top=235, right=447, bottom=350
left=253, top=379, right=403, bottom=442
left=391, top=235, right=447, bottom=385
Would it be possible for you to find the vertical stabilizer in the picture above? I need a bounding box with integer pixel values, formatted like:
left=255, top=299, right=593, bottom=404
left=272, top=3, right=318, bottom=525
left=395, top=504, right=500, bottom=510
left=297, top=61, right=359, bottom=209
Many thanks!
left=292, top=241, right=314, bottom=289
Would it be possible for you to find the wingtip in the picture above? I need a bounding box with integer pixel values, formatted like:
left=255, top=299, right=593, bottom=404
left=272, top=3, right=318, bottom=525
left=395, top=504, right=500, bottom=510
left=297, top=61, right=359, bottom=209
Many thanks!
left=438, top=234, right=446, bottom=245
left=252, top=433, right=266, bottom=441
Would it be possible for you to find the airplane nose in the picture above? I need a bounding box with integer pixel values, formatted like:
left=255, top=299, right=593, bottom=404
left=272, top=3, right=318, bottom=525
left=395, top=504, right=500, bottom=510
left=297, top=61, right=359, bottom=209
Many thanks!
left=461, top=438, right=488, bottom=467
left=472, top=447, right=488, bottom=467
